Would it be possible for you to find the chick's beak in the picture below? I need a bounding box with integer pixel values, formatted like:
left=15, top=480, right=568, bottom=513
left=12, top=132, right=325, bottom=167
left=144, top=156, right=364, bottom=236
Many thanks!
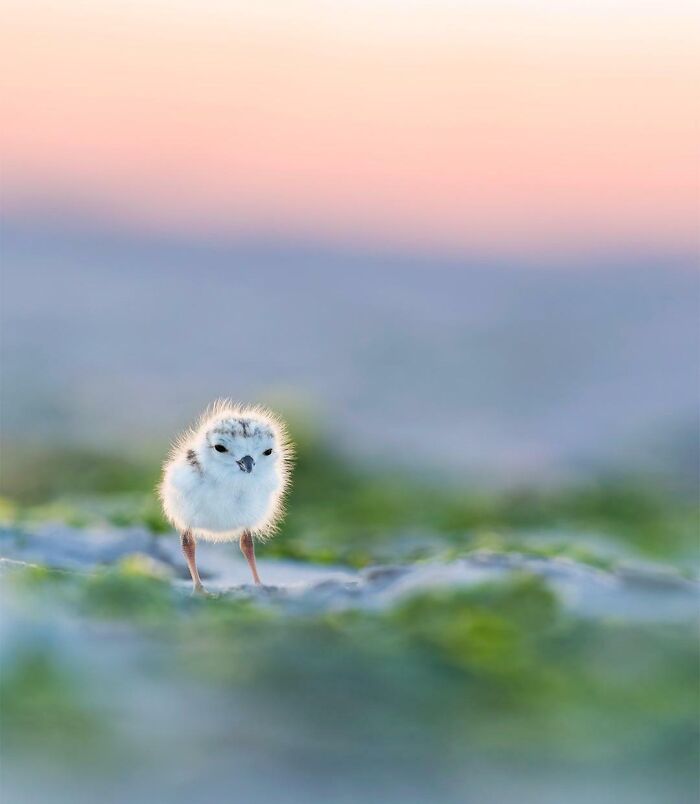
left=237, top=455, right=255, bottom=473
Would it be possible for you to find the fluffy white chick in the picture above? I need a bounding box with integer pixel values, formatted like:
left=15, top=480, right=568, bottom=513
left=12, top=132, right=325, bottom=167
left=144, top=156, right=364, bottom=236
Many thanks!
left=159, top=400, right=292, bottom=592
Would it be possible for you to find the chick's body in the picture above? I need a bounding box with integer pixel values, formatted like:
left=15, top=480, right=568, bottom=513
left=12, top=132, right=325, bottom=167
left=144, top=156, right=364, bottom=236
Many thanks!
left=159, top=402, right=292, bottom=590
left=162, top=454, right=279, bottom=541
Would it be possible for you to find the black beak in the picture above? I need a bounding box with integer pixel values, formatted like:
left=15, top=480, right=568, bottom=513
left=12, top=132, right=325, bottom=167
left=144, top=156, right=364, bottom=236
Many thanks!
left=237, top=455, right=255, bottom=473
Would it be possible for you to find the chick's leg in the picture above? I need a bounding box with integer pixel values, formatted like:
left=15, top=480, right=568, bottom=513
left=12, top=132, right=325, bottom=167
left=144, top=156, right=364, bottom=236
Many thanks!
left=181, top=530, right=204, bottom=593
left=240, top=530, right=262, bottom=586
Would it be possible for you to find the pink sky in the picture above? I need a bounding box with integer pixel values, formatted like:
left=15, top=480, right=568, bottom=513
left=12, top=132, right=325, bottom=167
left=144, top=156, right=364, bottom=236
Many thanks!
left=1, top=1, right=698, bottom=254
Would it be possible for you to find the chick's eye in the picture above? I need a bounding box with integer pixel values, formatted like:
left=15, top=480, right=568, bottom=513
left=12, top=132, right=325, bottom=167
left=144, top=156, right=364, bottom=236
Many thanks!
left=263, top=448, right=273, bottom=456
left=214, top=444, right=228, bottom=453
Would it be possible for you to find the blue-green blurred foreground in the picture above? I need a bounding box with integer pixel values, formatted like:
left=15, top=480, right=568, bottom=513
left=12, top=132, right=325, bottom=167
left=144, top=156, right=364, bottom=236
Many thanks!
left=0, top=433, right=698, bottom=804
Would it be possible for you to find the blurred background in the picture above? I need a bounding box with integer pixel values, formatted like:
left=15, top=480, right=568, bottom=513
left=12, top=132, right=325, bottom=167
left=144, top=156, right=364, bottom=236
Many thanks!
left=1, top=2, right=698, bottom=804
left=1, top=0, right=698, bottom=486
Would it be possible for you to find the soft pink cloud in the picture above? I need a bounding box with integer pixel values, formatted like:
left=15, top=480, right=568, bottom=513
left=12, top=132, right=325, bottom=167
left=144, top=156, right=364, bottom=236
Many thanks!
left=1, top=1, right=698, bottom=253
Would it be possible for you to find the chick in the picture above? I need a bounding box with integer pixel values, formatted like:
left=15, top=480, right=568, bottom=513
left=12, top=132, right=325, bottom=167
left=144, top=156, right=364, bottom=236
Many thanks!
left=159, top=400, right=292, bottom=592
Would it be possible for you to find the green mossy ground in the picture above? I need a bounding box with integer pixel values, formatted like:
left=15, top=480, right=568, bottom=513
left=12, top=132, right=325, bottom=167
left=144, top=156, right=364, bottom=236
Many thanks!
left=1, top=429, right=697, bottom=569
left=3, top=562, right=697, bottom=780
left=1, top=431, right=697, bottom=798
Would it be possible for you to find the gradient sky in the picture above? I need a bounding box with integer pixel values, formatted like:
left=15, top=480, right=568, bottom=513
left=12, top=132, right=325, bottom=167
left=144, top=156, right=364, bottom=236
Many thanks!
left=1, top=0, right=698, bottom=254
